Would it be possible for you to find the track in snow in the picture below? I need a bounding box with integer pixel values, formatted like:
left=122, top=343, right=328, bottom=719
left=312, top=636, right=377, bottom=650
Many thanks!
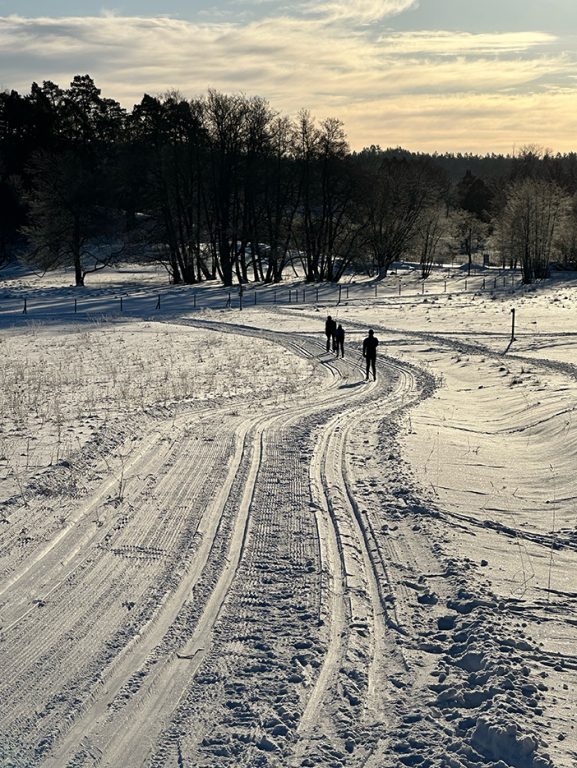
left=0, top=321, right=426, bottom=768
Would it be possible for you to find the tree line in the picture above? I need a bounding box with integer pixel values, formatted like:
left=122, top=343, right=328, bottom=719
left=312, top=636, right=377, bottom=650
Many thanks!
left=2, top=75, right=577, bottom=286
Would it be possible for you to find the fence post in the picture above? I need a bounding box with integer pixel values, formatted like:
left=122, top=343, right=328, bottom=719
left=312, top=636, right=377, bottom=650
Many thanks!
left=398, top=280, right=401, bottom=296
left=482, top=278, right=485, bottom=290
left=338, top=285, right=342, bottom=305
left=303, top=287, right=306, bottom=303
left=444, top=279, right=447, bottom=293
left=316, top=286, right=319, bottom=303
left=23, top=298, right=27, bottom=314
left=193, top=292, right=197, bottom=309
left=155, top=294, right=160, bottom=310
left=289, top=289, right=292, bottom=303
left=120, top=296, right=123, bottom=312
left=274, top=289, right=277, bottom=304
left=254, top=290, right=257, bottom=305
left=74, top=298, right=78, bottom=313
left=374, top=284, right=378, bottom=298
left=510, top=308, right=516, bottom=342
left=422, top=281, right=425, bottom=295
left=464, top=280, right=467, bottom=292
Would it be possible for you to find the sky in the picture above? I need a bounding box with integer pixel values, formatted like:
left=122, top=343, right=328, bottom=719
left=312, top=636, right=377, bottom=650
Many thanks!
left=1, top=0, right=576, bottom=154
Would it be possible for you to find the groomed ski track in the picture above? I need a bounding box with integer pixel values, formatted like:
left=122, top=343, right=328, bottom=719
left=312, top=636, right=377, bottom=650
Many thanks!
left=0, top=318, right=427, bottom=767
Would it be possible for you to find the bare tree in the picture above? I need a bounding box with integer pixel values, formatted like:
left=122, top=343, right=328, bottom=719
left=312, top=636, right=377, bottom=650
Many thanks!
left=498, top=178, right=569, bottom=283
left=24, top=151, right=122, bottom=285
left=360, top=158, right=446, bottom=277
left=453, top=210, right=490, bottom=275
left=416, top=205, right=451, bottom=278
left=292, top=114, right=358, bottom=281
left=556, top=193, right=577, bottom=269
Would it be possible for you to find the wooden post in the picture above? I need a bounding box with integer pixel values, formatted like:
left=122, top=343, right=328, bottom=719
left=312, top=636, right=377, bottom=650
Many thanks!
left=274, top=289, right=277, bottom=304
left=23, top=298, right=27, bottom=314
left=120, top=296, right=123, bottom=312
left=155, top=294, right=160, bottom=310
left=316, top=286, right=319, bottom=302
left=74, top=298, right=78, bottom=313
left=511, top=308, right=516, bottom=342
left=193, top=292, right=197, bottom=308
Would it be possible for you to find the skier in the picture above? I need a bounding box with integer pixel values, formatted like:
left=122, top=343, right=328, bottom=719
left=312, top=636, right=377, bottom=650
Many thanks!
left=325, top=315, right=337, bottom=352
left=335, top=324, right=345, bottom=357
left=362, top=328, right=379, bottom=380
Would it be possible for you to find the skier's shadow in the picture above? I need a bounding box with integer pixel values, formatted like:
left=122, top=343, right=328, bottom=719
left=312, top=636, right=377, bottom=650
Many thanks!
left=339, top=381, right=365, bottom=390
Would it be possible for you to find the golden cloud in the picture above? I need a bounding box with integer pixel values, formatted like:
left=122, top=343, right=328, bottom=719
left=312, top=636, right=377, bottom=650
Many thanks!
left=1, top=13, right=576, bottom=153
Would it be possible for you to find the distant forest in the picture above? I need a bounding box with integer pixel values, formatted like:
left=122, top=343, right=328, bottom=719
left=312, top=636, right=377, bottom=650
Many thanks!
left=2, top=75, right=577, bottom=286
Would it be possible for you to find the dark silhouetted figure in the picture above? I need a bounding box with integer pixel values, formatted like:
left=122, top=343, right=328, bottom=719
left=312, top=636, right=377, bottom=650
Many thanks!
left=325, top=315, right=337, bottom=352
left=335, top=324, right=345, bottom=357
left=362, top=329, right=379, bottom=380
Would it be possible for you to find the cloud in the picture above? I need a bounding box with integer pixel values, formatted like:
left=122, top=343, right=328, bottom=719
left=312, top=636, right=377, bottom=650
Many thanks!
left=305, top=0, right=419, bottom=24
left=0, top=12, right=576, bottom=153
left=376, top=30, right=557, bottom=55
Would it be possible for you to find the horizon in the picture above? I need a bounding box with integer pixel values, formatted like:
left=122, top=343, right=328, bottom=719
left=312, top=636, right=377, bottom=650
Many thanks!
left=1, top=0, right=577, bottom=154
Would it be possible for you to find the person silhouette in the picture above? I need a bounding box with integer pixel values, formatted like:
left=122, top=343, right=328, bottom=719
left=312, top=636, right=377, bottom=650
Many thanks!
left=362, top=328, right=379, bottom=380
left=335, top=324, right=345, bottom=357
left=325, top=315, right=337, bottom=352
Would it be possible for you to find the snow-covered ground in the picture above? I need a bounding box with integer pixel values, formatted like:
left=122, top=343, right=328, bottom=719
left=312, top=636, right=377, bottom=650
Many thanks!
left=0, top=263, right=576, bottom=768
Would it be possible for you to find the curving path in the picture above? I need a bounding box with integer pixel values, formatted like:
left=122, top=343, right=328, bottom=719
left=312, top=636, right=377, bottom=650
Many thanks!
left=0, top=319, right=426, bottom=768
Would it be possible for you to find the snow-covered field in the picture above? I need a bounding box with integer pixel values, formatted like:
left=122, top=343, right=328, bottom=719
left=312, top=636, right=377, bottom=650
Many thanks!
left=0, top=264, right=576, bottom=768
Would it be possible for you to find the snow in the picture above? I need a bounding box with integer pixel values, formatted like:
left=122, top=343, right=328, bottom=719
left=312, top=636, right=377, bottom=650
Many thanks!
left=0, top=262, right=576, bottom=767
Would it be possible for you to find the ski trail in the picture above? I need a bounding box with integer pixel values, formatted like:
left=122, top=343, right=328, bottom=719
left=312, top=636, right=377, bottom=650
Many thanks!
left=40, top=411, right=263, bottom=767
left=92, top=419, right=269, bottom=768
left=292, top=359, right=419, bottom=765
left=4, top=319, right=431, bottom=768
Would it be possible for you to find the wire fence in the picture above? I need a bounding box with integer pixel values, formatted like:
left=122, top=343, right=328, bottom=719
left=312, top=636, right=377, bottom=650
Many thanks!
left=1, top=269, right=524, bottom=320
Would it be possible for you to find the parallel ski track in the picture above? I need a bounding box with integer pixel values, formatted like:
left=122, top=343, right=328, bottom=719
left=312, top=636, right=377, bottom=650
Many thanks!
left=291, top=358, right=419, bottom=765
left=141, top=323, right=425, bottom=767
left=76, top=325, right=369, bottom=767
left=1, top=318, right=426, bottom=768
left=0, top=415, right=238, bottom=765
left=21, top=323, right=346, bottom=767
